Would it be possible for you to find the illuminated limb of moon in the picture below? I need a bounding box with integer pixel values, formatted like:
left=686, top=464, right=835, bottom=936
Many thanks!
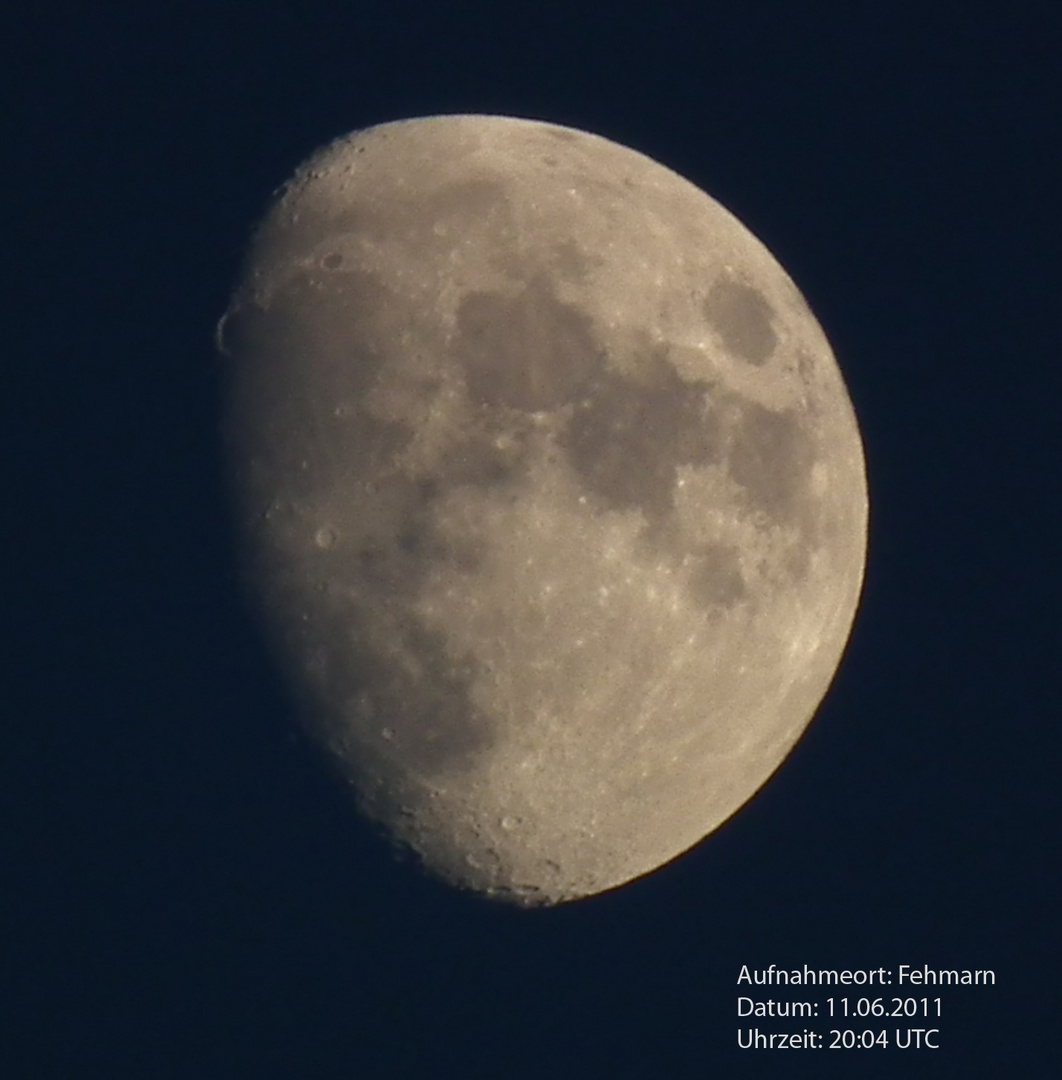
left=221, top=115, right=867, bottom=905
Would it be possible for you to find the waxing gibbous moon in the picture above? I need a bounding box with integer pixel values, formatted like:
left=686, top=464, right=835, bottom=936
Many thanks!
left=220, top=114, right=867, bottom=906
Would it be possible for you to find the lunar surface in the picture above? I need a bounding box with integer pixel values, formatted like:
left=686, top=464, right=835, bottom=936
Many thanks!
left=220, top=114, right=867, bottom=905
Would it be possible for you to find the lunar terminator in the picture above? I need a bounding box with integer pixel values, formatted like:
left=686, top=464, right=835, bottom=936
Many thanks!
left=221, top=114, right=867, bottom=905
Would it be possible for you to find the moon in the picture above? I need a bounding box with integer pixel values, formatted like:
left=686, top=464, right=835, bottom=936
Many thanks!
left=219, top=115, right=867, bottom=906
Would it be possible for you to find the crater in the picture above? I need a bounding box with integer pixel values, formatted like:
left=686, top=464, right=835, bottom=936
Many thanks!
left=703, top=278, right=778, bottom=365
left=314, top=525, right=338, bottom=549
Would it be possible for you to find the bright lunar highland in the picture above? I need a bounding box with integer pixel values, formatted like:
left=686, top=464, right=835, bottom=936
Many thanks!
left=220, top=115, right=867, bottom=906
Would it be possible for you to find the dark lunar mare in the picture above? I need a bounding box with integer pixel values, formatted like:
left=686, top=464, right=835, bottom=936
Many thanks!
left=227, top=259, right=822, bottom=789
left=222, top=114, right=867, bottom=904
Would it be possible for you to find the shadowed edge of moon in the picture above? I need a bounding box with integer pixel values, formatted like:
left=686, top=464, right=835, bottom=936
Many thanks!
left=224, top=115, right=865, bottom=905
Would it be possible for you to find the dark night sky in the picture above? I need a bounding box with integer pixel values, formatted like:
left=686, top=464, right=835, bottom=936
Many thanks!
left=5, top=2, right=1060, bottom=1076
